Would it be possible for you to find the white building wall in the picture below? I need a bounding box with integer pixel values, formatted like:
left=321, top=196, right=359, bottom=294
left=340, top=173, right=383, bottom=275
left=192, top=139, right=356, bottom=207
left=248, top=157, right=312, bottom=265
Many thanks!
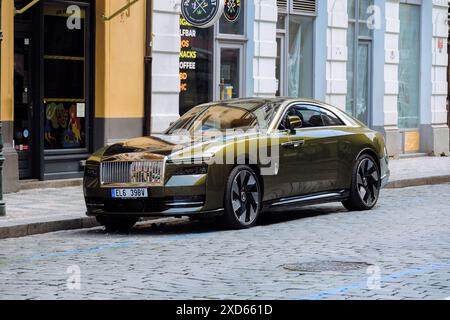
left=425, top=0, right=449, bottom=154
left=253, top=0, right=278, bottom=97
left=326, top=0, right=348, bottom=110
left=383, top=0, right=401, bottom=156
left=383, top=0, right=400, bottom=127
left=151, top=0, right=181, bottom=133
left=431, top=0, right=448, bottom=125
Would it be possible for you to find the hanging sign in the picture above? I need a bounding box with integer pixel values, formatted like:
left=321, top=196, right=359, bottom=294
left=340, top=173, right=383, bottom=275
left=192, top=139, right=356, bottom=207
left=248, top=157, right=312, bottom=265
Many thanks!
left=181, top=0, right=224, bottom=28
left=224, top=0, right=241, bottom=22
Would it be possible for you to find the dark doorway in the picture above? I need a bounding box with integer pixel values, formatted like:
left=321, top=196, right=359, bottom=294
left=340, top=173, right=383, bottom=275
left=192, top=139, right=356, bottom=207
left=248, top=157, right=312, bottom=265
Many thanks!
left=13, top=0, right=95, bottom=181
left=14, top=32, right=35, bottom=179
left=14, top=5, right=38, bottom=180
left=41, top=0, right=93, bottom=180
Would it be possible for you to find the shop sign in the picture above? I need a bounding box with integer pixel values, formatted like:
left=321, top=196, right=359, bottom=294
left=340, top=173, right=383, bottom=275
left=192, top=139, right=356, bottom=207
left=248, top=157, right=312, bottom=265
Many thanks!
left=224, top=0, right=241, bottom=22
left=179, top=17, right=214, bottom=115
left=181, top=0, right=223, bottom=28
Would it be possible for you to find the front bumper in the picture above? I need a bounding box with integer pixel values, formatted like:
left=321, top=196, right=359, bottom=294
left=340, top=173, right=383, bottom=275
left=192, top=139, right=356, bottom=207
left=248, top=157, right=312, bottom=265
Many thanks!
left=84, top=173, right=222, bottom=217
left=85, top=195, right=215, bottom=217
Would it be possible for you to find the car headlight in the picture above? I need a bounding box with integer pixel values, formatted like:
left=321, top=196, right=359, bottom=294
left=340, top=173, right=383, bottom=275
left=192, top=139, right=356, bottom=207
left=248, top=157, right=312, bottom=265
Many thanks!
left=85, top=166, right=99, bottom=178
left=167, top=152, right=215, bottom=165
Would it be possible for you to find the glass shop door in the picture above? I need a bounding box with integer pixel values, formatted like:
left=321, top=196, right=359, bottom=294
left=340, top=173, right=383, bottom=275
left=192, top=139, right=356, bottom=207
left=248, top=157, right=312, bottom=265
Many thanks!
left=40, top=1, right=92, bottom=179
left=216, top=43, right=244, bottom=100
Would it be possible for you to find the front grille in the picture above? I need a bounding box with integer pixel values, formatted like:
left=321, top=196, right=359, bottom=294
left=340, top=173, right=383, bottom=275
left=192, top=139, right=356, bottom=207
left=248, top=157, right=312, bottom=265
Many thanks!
left=100, top=160, right=165, bottom=185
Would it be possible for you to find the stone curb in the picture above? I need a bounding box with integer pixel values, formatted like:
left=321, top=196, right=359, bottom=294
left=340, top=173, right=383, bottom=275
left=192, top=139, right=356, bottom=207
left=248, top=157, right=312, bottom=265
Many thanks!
left=385, top=176, right=450, bottom=189
left=0, top=217, right=99, bottom=240
left=1, top=176, right=450, bottom=240
left=19, top=179, right=82, bottom=192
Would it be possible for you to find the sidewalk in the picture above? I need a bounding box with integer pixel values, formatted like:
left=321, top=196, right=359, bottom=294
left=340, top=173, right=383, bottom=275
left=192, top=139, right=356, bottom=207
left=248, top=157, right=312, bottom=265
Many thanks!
left=387, top=156, right=450, bottom=188
left=0, top=187, right=97, bottom=239
left=1, top=156, right=449, bottom=239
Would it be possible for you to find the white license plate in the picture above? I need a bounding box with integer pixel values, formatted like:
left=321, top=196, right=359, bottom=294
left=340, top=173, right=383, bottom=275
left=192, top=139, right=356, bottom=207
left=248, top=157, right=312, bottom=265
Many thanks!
left=111, top=188, right=148, bottom=199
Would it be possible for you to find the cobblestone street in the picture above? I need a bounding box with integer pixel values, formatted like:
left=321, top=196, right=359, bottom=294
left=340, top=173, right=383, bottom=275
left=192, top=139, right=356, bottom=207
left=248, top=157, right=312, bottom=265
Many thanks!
left=0, top=184, right=449, bottom=300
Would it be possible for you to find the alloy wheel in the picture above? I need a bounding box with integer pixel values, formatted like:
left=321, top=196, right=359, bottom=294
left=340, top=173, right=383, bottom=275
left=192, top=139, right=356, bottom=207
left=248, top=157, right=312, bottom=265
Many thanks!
left=356, top=158, right=380, bottom=207
left=231, top=170, right=260, bottom=226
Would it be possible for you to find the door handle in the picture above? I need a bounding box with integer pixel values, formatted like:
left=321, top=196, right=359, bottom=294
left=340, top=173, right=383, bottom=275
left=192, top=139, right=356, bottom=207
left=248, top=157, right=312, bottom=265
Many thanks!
left=282, top=140, right=305, bottom=148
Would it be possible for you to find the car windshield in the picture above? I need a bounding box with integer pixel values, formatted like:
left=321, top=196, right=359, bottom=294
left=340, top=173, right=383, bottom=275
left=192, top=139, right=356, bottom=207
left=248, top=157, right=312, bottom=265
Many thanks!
left=166, top=101, right=283, bottom=135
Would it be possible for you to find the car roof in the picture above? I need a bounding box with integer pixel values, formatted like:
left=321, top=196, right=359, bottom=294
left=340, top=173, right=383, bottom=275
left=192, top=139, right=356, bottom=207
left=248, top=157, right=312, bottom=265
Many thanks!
left=212, top=97, right=328, bottom=105
left=211, top=97, right=363, bottom=128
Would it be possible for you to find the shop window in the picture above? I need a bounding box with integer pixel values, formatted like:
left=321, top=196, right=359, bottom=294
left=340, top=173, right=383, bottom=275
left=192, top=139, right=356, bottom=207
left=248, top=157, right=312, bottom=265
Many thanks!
left=398, top=3, right=421, bottom=129
left=179, top=17, right=214, bottom=115
left=276, top=0, right=315, bottom=98
left=287, top=15, right=314, bottom=98
left=346, top=0, right=373, bottom=125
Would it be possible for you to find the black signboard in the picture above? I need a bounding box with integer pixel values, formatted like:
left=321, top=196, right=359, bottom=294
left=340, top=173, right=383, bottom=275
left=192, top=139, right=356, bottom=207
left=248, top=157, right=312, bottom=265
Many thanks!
left=181, top=0, right=223, bottom=28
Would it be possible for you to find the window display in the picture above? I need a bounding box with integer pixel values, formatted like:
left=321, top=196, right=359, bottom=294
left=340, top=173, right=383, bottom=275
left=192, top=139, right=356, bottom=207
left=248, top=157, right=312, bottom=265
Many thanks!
left=398, top=3, right=420, bottom=129
left=179, top=17, right=214, bottom=115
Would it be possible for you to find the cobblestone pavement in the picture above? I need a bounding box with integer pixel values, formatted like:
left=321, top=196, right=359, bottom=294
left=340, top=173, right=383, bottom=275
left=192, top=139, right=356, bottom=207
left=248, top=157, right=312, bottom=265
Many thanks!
left=0, top=184, right=449, bottom=300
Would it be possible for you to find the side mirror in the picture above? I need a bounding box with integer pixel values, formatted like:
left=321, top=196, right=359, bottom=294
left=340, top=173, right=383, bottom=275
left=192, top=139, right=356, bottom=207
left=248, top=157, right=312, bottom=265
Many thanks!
left=288, top=115, right=302, bottom=133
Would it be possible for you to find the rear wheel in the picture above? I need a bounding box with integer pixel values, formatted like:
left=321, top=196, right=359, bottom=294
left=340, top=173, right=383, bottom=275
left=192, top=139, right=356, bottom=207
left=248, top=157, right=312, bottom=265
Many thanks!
left=342, top=154, right=381, bottom=211
left=221, top=165, right=262, bottom=229
left=96, top=215, right=139, bottom=232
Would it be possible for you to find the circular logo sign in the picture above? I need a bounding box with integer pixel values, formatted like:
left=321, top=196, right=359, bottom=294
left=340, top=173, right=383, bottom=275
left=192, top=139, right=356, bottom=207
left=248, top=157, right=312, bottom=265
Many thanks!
left=181, top=0, right=224, bottom=28
left=224, top=0, right=241, bottom=22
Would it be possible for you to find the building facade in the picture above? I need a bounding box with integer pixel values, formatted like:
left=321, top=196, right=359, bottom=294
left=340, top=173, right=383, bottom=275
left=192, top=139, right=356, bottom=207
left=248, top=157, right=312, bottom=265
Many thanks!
left=1, top=0, right=449, bottom=193
left=1, top=0, right=148, bottom=192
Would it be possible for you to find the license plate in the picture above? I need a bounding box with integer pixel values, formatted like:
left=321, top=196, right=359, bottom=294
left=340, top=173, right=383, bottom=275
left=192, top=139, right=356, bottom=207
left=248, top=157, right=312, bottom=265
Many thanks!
left=111, top=188, right=148, bottom=199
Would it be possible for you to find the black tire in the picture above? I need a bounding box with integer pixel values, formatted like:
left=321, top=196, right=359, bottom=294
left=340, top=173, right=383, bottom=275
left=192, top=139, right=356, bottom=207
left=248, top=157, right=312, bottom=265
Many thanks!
left=220, top=165, right=262, bottom=229
left=96, top=215, right=139, bottom=232
left=342, top=154, right=381, bottom=211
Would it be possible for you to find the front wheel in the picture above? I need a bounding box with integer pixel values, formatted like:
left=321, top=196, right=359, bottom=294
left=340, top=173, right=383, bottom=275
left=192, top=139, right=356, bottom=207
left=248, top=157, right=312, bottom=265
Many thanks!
left=96, top=215, right=139, bottom=232
left=221, top=165, right=262, bottom=229
left=342, top=154, right=381, bottom=211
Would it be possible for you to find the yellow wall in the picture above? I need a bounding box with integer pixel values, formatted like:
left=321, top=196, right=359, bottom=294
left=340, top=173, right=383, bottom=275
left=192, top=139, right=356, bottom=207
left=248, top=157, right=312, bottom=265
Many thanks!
left=1, top=0, right=146, bottom=121
left=1, top=0, right=14, bottom=122
left=95, top=0, right=146, bottom=119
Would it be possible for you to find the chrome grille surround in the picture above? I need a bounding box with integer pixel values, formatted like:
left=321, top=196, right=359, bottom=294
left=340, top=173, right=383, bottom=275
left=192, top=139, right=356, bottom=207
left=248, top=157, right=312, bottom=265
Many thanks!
left=100, top=160, right=165, bottom=186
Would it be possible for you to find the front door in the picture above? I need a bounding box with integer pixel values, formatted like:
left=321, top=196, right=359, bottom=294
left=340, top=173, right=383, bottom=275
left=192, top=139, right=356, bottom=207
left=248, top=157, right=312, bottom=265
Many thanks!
left=14, top=32, right=36, bottom=179
left=282, top=105, right=341, bottom=196
left=41, top=1, right=91, bottom=179
left=216, top=43, right=244, bottom=100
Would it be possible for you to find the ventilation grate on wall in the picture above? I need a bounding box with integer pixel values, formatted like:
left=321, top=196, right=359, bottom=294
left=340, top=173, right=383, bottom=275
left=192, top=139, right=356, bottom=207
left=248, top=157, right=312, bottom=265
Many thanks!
left=291, top=0, right=316, bottom=15
left=277, top=0, right=288, bottom=13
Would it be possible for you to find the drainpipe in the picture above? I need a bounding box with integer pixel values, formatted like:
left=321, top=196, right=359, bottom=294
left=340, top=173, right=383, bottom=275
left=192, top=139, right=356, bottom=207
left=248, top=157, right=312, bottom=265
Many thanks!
left=143, top=0, right=153, bottom=136
left=0, top=0, right=5, bottom=216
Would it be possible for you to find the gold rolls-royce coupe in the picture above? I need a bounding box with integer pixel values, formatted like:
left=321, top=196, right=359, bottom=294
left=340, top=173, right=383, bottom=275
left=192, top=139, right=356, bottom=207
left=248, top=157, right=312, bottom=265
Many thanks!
left=84, top=98, right=390, bottom=230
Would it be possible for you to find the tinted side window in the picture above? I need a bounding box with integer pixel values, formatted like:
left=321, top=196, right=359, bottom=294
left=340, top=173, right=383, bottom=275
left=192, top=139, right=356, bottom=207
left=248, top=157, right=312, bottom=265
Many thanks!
left=278, top=105, right=325, bottom=130
left=294, top=106, right=324, bottom=128
left=320, top=108, right=345, bottom=126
